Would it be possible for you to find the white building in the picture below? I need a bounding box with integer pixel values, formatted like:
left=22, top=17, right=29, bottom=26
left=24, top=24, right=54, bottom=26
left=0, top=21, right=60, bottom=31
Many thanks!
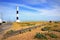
left=0, top=19, right=2, bottom=23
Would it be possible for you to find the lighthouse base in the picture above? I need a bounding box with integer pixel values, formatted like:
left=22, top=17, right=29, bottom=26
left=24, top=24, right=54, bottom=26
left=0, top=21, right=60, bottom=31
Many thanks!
left=16, top=20, right=20, bottom=22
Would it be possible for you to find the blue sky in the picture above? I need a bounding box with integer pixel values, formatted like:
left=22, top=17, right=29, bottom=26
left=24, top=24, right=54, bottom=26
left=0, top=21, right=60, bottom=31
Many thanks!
left=0, top=0, right=60, bottom=22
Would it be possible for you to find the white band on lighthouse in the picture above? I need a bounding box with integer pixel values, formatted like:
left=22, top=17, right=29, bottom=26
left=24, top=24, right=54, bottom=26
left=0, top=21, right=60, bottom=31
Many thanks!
left=16, top=14, right=19, bottom=17
left=16, top=20, right=20, bottom=22
left=17, top=6, right=19, bottom=11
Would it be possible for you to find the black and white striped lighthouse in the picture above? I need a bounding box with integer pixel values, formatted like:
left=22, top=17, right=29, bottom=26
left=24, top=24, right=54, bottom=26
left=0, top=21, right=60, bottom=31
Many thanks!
left=16, top=6, right=20, bottom=22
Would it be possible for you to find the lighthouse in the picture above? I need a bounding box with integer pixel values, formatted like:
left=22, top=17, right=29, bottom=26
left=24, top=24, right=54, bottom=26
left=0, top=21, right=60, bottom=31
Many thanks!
left=16, top=6, right=20, bottom=22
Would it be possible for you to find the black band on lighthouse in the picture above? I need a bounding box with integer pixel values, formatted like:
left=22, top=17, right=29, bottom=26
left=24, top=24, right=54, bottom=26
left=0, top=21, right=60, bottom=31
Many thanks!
left=17, top=11, right=18, bottom=14
left=16, top=17, right=19, bottom=20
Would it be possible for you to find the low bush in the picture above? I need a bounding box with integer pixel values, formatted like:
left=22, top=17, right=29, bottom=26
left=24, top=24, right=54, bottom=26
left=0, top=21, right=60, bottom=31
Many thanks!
left=41, top=27, right=51, bottom=31
left=6, top=30, right=15, bottom=34
left=29, top=29, right=31, bottom=31
left=54, top=25, right=58, bottom=27
left=27, top=24, right=35, bottom=26
left=48, top=33, right=57, bottom=38
left=49, top=21, right=52, bottom=23
left=54, top=21, right=59, bottom=23
left=34, top=33, right=47, bottom=39
left=53, top=30, right=60, bottom=32
left=3, top=30, right=15, bottom=39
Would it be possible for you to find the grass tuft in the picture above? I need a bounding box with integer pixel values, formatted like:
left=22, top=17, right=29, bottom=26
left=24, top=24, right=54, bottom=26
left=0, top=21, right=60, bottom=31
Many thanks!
left=41, top=27, right=51, bottom=31
left=34, top=33, right=48, bottom=40
left=48, top=33, right=57, bottom=38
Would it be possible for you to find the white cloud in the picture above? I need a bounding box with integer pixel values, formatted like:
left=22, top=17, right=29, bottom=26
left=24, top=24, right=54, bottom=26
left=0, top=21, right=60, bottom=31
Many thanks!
left=39, top=9, right=60, bottom=16
left=22, top=0, right=47, bottom=5
left=0, top=2, right=60, bottom=16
